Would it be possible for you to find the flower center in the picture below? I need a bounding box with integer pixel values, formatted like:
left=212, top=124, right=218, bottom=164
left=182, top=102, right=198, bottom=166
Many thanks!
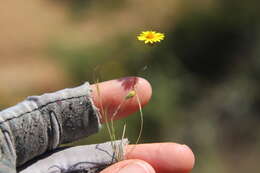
left=146, top=32, right=155, bottom=39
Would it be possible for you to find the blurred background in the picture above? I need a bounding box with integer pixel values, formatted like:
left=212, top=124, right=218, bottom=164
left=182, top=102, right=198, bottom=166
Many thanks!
left=1, top=0, right=260, bottom=172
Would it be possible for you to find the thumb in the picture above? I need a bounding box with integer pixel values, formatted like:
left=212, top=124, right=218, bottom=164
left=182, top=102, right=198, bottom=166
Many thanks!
left=101, top=159, right=155, bottom=173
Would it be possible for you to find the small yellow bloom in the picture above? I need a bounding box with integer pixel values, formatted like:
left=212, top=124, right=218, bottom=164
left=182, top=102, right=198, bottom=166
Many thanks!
left=137, top=31, right=165, bottom=44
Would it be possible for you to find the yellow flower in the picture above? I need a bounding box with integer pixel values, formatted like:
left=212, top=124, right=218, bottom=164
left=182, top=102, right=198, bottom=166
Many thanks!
left=137, top=31, right=165, bottom=44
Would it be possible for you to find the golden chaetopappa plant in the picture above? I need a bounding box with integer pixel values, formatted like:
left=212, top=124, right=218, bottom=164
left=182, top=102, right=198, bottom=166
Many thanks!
left=95, top=81, right=143, bottom=162
left=137, top=31, right=165, bottom=44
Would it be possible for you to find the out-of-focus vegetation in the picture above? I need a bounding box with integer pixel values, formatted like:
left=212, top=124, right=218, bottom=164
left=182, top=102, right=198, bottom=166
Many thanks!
left=1, top=0, right=260, bottom=172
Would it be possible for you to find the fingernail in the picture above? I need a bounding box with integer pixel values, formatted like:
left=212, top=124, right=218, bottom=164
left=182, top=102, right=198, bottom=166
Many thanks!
left=118, top=162, right=151, bottom=173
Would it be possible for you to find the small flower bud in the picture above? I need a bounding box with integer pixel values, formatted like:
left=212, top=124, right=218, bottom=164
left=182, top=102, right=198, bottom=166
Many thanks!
left=125, top=90, right=136, bottom=100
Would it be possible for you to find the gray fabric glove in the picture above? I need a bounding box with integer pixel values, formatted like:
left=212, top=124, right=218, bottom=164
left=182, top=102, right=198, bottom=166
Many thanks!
left=18, top=139, right=128, bottom=173
left=0, top=83, right=127, bottom=173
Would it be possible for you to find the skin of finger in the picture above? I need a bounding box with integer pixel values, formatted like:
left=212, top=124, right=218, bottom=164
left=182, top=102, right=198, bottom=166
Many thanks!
left=90, top=77, right=152, bottom=122
left=100, top=159, right=155, bottom=173
left=125, top=143, right=195, bottom=173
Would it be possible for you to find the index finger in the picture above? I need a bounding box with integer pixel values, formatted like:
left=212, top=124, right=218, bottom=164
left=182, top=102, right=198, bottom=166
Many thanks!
left=90, top=77, right=152, bottom=123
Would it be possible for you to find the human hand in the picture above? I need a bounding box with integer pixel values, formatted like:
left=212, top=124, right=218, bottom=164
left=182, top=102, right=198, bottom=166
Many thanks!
left=0, top=77, right=194, bottom=173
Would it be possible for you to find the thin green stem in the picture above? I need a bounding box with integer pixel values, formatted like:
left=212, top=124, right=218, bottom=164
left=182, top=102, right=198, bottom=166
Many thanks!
left=135, top=88, right=143, bottom=145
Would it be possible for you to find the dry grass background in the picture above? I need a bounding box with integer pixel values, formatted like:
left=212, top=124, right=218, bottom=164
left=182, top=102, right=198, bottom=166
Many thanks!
left=0, top=0, right=180, bottom=106
left=2, top=1, right=260, bottom=173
